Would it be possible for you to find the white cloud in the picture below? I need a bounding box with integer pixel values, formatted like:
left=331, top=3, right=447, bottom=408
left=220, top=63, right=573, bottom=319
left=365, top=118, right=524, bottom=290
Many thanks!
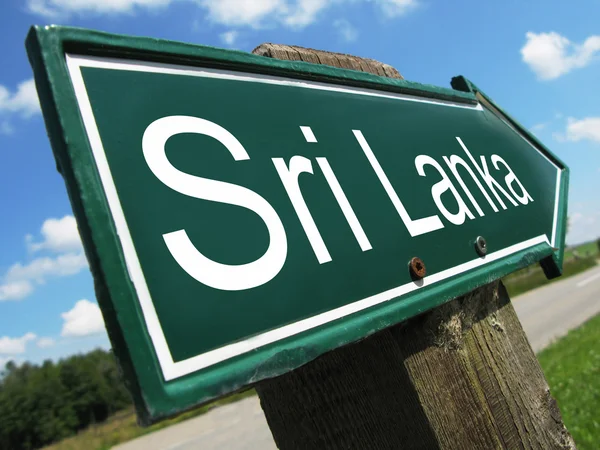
left=26, top=215, right=83, bottom=254
left=375, top=0, right=418, bottom=18
left=530, top=123, right=547, bottom=133
left=220, top=30, right=239, bottom=46
left=37, top=337, right=56, bottom=348
left=26, top=0, right=172, bottom=17
left=560, top=117, right=600, bottom=143
left=27, top=0, right=295, bottom=25
left=0, top=216, right=88, bottom=301
left=333, top=19, right=358, bottom=42
left=61, top=300, right=105, bottom=337
left=4, top=253, right=88, bottom=284
left=0, top=333, right=37, bottom=355
left=0, top=79, right=41, bottom=118
left=28, top=0, right=418, bottom=29
left=201, top=0, right=287, bottom=28
left=0, top=253, right=88, bottom=301
left=282, top=0, right=329, bottom=28
left=567, top=210, right=600, bottom=245
left=0, top=281, right=34, bottom=301
left=521, top=32, right=600, bottom=80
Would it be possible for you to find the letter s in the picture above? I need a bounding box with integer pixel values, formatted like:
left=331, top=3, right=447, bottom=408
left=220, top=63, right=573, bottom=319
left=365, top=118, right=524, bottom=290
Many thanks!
left=142, top=116, right=287, bottom=291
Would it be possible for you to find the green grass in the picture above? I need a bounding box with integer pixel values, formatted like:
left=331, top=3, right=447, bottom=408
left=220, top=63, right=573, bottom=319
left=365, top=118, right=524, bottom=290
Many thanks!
left=43, top=389, right=257, bottom=450
left=564, top=240, right=599, bottom=261
left=45, top=315, right=600, bottom=450
left=538, top=313, right=600, bottom=450
left=43, top=239, right=600, bottom=450
left=502, top=255, right=597, bottom=298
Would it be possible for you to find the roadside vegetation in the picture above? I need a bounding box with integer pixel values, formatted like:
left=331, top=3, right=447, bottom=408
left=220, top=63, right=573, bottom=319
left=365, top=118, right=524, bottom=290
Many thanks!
left=0, top=350, right=130, bottom=450
left=43, top=389, right=256, bottom=450
left=2, top=240, right=596, bottom=450
left=45, top=313, right=600, bottom=450
left=0, top=347, right=255, bottom=450
left=503, top=255, right=596, bottom=297
left=502, top=239, right=598, bottom=297
left=564, top=239, right=599, bottom=261
left=538, top=313, right=600, bottom=450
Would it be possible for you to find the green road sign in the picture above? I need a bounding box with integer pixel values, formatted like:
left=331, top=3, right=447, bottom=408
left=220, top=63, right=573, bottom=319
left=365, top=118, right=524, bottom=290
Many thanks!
left=27, top=26, right=568, bottom=423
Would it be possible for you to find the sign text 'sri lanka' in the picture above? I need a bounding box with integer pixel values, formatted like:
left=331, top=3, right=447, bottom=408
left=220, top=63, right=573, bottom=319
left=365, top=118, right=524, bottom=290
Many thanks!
left=143, top=116, right=533, bottom=291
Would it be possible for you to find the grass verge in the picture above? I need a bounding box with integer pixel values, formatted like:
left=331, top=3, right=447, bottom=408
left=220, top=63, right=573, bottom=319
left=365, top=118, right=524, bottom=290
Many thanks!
left=564, top=240, right=598, bottom=261
left=43, top=389, right=257, bottom=450
left=45, top=315, right=600, bottom=450
left=502, top=255, right=597, bottom=298
left=47, top=315, right=600, bottom=450
left=45, top=241, right=599, bottom=449
left=538, top=313, right=600, bottom=450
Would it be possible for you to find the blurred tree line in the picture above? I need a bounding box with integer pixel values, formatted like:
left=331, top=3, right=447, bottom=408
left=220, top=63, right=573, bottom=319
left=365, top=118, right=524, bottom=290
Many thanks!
left=0, top=349, right=131, bottom=449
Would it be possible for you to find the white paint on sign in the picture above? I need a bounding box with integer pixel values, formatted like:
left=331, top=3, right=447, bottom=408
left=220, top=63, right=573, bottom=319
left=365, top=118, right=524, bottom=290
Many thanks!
left=142, top=116, right=288, bottom=291
left=316, top=157, right=372, bottom=253
left=353, top=130, right=445, bottom=237
left=65, top=54, right=563, bottom=381
left=272, top=156, right=331, bottom=264
left=300, top=126, right=317, bottom=143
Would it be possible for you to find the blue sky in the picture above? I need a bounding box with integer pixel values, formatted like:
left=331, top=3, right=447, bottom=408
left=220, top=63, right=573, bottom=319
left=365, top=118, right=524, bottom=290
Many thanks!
left=1, top=0, right=599, bottom=367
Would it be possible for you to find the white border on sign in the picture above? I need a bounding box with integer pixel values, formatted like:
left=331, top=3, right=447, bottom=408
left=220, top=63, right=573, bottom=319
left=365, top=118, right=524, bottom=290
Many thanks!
left=65, top=54, right=562, bottom=381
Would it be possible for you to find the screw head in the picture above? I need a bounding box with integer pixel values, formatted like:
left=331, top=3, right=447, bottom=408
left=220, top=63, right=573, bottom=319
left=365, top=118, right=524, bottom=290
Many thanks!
left=409, top=257, right=426, bottom=279
left=475, top=236, right=487, bottom=256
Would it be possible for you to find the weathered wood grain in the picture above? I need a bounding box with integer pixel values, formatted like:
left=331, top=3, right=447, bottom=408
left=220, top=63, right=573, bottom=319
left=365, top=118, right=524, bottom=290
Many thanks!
left=252, top=43, right=403, bottom=79
left=256, top=282, right=574, bottom=449
left=253, top=44, right=575, bottom=450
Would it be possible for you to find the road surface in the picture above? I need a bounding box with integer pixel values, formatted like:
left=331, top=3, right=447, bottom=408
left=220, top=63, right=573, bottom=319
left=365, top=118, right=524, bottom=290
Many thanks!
left=115, top=265, right=600, bottom=450
left=512, top=264, right=600, bottom=352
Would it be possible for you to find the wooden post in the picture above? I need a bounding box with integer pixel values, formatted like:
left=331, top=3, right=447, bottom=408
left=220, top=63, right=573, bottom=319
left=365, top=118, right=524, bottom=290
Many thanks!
left=252, top=44, right=575, bottom=450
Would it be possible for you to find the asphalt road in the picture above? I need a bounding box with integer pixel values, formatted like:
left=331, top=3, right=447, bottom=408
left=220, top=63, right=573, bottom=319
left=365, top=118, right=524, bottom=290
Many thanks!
left=512, top=263, right=600, bottom=352
left=115, top=265, right=600, bottom=450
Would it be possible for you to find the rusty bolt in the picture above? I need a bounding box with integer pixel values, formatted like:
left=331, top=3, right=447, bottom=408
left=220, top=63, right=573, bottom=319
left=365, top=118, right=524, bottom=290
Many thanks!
left=475, top=236, right=487, bottom=257
left=409, top=257, right=426, bottom=279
